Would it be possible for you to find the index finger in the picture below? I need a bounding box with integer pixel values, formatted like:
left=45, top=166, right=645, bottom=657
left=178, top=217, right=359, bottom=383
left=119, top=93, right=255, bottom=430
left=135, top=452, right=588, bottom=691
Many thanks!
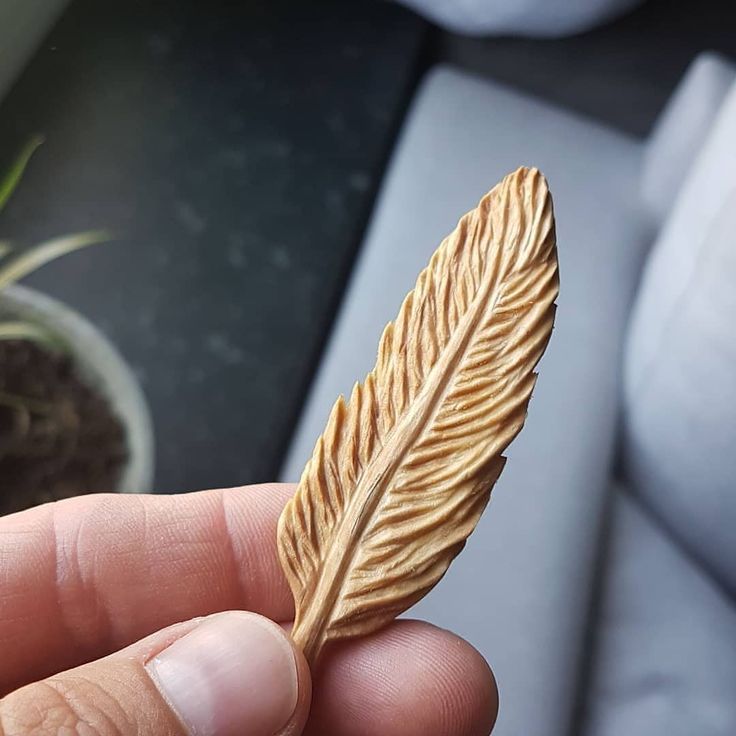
left=0, top=483, right=294, bottom=695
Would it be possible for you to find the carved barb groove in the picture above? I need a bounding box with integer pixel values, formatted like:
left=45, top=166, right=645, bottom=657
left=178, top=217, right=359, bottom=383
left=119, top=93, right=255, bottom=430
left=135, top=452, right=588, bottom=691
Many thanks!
left=278, top=167, right=559, bottom=668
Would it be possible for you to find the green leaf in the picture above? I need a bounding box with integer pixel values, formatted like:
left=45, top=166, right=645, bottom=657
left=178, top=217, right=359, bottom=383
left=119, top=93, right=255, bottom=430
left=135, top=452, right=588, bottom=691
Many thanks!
left=0, top=136, right=44, bottom=213
left=0, top=241, right=13, bottom=258
left=0, top=320, right=66, bottom=351
left=0, top=230, right=110, bottom=289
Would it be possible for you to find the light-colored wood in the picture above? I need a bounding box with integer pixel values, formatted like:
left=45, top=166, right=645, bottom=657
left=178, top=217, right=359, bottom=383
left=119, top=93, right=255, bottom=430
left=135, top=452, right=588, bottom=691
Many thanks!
left=278, top=167, right=559, bottom=668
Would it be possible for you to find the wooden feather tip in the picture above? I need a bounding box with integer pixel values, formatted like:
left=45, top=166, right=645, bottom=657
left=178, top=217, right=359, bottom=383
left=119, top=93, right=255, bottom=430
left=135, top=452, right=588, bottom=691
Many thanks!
left=278, top=167, right=559, bottom=668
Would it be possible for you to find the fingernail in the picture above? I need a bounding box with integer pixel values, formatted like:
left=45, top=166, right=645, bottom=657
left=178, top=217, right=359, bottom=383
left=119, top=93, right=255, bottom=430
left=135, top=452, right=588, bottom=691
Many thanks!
left=146, top=612, right=299, bottom=736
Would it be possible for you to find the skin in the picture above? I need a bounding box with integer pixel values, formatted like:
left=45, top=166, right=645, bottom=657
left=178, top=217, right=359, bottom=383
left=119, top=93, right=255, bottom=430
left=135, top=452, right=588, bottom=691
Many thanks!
left=0, top=483, right=498, bottom=735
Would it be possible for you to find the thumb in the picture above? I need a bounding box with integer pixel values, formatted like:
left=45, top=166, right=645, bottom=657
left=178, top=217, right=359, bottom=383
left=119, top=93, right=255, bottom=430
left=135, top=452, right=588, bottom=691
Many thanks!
left=0, top=611, right=312, bottom=736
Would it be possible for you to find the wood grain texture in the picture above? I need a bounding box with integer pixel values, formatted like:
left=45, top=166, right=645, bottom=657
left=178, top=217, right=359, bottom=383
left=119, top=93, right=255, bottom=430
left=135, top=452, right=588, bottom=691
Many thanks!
left=278, top=167, right=559, bottom=668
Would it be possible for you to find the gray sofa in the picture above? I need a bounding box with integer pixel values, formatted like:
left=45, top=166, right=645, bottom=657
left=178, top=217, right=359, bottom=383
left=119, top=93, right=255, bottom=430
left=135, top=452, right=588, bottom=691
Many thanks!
left=282, top=52, right=736, bottom=734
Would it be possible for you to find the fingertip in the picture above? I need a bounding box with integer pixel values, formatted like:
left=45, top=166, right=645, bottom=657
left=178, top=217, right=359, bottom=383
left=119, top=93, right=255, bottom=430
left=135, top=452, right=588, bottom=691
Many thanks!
left=440, top=629, right=498, bottom=735
left=0, top=611, right=311, bottom=736
left=143, top=611, right=311, bottom=736
left=395, top=622, right=498, bottom=736
left=279, top=624, right=313, bottom=736
left=306, top=620, right=498, bottom=736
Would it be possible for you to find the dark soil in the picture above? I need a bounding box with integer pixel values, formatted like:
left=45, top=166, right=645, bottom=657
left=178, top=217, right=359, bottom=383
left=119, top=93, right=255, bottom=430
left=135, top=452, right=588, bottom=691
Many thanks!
left=0, top=340, right=128, bottom=515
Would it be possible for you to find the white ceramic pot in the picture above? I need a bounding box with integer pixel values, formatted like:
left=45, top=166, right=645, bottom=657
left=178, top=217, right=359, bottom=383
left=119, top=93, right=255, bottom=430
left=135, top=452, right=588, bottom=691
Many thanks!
left=0, top=284, right=154, bottom=492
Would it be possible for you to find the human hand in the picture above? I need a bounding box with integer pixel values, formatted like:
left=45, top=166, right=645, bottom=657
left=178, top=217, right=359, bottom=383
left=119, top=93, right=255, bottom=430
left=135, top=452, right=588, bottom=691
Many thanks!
left=0, top=484, right=498, bottom=735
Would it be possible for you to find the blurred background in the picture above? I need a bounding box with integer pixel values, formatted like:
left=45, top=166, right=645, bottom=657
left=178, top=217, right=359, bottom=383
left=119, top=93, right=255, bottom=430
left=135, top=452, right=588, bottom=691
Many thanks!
left=0, top=1, right=734, bottom=734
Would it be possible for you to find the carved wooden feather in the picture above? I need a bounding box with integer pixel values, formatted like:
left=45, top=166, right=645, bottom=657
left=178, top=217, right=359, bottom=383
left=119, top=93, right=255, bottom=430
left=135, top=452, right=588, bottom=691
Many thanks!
left=278, top=166, right=559, bottom=667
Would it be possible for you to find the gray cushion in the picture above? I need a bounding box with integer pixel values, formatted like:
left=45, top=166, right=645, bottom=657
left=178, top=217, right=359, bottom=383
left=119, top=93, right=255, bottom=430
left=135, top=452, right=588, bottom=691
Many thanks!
left=623, top=82, right=736, bottom=593
left=585, top=488, right=736, bottom=736
left=641, top=52, right=736, bottom=227
left=281, top=66, right=651, bottom=735
left=395, top=0, right=643, bottom=37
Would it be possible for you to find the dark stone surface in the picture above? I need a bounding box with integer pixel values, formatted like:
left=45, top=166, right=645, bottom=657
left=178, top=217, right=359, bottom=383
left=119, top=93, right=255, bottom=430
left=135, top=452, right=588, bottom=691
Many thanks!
left=3, top=0, right=733, bottom=494
left=435, top=0, right=736, bottom=137
left=0, top=0, right=426, bottom=491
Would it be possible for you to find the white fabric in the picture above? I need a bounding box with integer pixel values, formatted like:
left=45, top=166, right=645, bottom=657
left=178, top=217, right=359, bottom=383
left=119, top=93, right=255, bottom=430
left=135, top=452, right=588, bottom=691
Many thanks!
left=282, top=66, right=651, bottom=735
left=395, top=0, right=643, bottom=38
left=585, top=489, right=736, bottom=736
left=623, top=84, right=736, bottom=593
left=642, top=52, right=736, bottom=227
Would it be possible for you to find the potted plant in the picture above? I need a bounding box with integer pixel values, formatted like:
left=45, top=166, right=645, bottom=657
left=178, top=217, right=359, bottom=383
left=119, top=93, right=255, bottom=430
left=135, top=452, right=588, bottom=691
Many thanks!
left=0, top=138, right=153, bottom=514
